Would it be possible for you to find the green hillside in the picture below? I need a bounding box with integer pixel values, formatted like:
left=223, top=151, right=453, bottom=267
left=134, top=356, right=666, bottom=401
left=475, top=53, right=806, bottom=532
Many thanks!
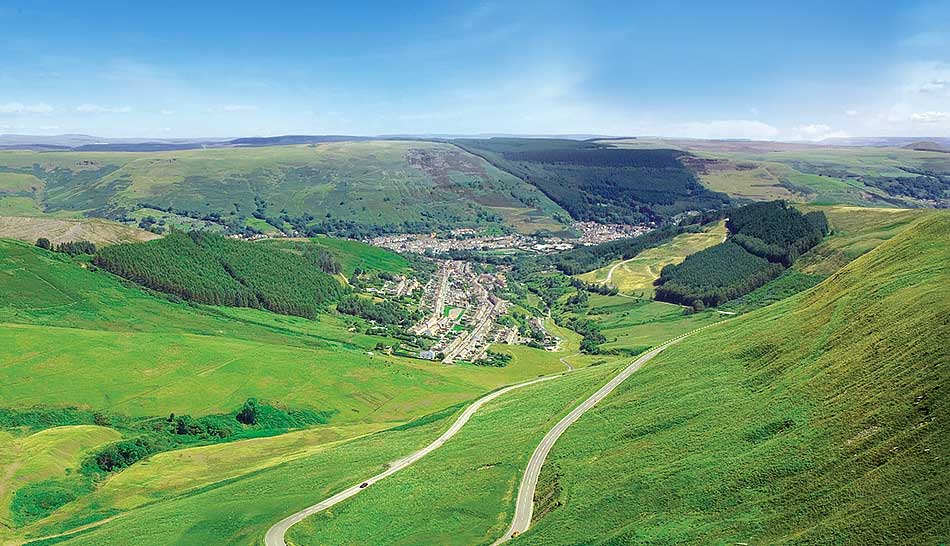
left=519, top=213, right=950, bottom=545
left=0, top=140, right=569, bottom=236
left=0, top=239, right=566, bottom=421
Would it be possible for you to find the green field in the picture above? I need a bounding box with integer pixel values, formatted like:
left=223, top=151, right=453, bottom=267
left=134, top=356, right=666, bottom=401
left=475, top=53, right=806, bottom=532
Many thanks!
left=578, top=221, right=727, bottom=295
left=518, top=213, right=950, bottom=545
left=793, top=205, right=937, bottom=275
left=0, top=426, right=121, bottom=527
left=0, top=140, right=569, bottom=235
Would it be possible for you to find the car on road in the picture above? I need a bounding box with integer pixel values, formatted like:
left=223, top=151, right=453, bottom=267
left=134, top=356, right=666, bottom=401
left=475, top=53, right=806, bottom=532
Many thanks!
left=359, top=482, right=369, bottom=488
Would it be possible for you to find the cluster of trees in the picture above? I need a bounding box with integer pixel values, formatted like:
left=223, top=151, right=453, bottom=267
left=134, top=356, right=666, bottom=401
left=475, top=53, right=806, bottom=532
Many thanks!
left=654, top=202, right=829, bottom=309
left=304, top=247, right=343, bottom=275
left=456, top=139, right=729, bottom=225
left=864, top=172, right=949, bottom=205
left=336, top=295, right=418, bottom=326
left=94, top=231, right=344, bottom=319
left=475, top=350, right=512, bottom=367
left=551, top=226, right=687, bottom=274
left=726, top=201, right=829, bottom=266
left=36, top=238, right=97, bottom=255
left=83, top=398, right=334, bottom=477
left=654, top=241, right=785, bottom=309
left=557, top=315, right=606, bottom=354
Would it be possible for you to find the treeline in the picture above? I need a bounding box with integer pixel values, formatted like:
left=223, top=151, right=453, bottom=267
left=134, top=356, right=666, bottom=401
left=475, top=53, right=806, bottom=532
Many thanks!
left=549, top=225, right=688, bottom=274
left=83, top=398, right=334, bottom=477
left=94, top=231, right=344, bottom=318
left=654, top=201, right=828, bottom=309
left=36, top=238, right=96, bottom=255
left=654, top=241, right=785, bottom=308
left=336, top=294, right=419, bottom=326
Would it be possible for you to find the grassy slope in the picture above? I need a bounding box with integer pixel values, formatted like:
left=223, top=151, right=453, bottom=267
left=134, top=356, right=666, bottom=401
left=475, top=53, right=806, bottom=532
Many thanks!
left=0, top=217, right=158, bottom=246
left=17, top=411, right=458, bottom=545
left=0, top=426, right=120, bottom=526
left=578, top=221, right=727, bottom=295
left=0, top=240, right=570, bottom=420
left=519, top=213, right=949, bottom=545
left=794, top=205, right=935, bottom=275
left=288, top=365, right=616, bottom=546
left=261, top=235, right=410, bottom=276
left=13, top=422, right=390, bottom=539
left=0, top=141, right=568, bottom=234
left=698, top=147, right=947, bottom=206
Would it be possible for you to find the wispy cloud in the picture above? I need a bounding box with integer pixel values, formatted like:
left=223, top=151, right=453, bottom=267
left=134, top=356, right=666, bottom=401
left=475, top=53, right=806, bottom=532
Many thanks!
left=794, top=123, right=848, bottom=141
left=0, top=101, right=54, bottom=114
left=910, top=111, right=949, bottom=123
left=160, top=109, right=175, bottom=115
left=76, top=103, right=132, bottom=113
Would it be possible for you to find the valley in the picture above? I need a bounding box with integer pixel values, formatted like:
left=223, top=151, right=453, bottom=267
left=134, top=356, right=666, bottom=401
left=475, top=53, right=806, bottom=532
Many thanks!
left=0, top=136, right=947, bottom=546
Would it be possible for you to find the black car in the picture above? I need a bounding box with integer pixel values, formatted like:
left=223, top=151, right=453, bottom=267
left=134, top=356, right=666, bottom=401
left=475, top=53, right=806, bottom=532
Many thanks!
left=359, top=482, right=369, bottom=488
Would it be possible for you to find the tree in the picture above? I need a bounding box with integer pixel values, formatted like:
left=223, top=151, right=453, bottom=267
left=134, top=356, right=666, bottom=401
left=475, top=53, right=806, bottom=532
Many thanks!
left=236, top=398, right=258, bottom=425
left=35, top=237, right=51, bottom=250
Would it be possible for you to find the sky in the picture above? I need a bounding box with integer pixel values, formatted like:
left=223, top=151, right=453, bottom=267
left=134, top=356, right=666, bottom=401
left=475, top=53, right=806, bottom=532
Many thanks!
left=1, top=0, right=948, bottom=139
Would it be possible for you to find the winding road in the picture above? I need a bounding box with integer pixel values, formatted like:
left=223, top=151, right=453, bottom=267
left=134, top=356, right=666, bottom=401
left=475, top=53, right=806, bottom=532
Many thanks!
left=493, top=324, right=715, bottom=544
left=263, top=375, right=558, bottom=546
left=264, top=323, right=717, bottom=546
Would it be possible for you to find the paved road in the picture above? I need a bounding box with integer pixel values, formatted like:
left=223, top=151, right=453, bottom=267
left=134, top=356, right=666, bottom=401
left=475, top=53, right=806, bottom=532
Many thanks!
left=493, top=325, right=715, bottom=544
left=263, top=375, right=559, bottom=546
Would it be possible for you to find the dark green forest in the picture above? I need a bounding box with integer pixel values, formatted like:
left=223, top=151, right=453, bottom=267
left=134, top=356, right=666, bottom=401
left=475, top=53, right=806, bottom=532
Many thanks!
left=654, top=201, right=828, bottom=308
left=455, top=138, right=729, bottom=224
left=94, top=231, right=344, bottom=318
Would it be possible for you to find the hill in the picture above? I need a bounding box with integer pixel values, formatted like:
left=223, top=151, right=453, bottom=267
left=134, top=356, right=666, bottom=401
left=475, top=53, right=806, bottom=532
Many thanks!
left=0, top=140, right=569, bottom=236
left=519, top=213, right=950, bottom=545
left=903, top=141, right=948, bottom=153
left=455, top=138, right=729, bottom=224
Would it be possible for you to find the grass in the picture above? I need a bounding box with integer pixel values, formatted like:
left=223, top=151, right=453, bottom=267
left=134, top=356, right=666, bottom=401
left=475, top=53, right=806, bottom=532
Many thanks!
left=793, top=205, right=936, bottom=275
left=287, top=364, right=618, bottom=546
left=13, top=406, right=461, bottom=545
left=0, top=426, right=121, bottom=527
left=263, top=235, right=410, bottom=277
left=517, top=213, right=950, bottom=545
left=17, top=422, right=391, bottom=536
left=0, top=217, right=157, bottom=246
left=578, top=295, right=727, bottom=354
left=578, top=221, right=727, bottom=295
left=0, top=141, right=569, bottom=235
left=0, top=239, right=580, bottom=423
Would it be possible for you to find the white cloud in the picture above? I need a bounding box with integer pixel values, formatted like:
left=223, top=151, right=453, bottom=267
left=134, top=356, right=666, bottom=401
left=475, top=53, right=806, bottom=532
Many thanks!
left=670, top=119, right=780, bottom=139
left=38, top=125, right=60, bottom=130
left=910, top=111, right=949, bottom=123
left=844, top=109, right=859, bottom=117
left=76, top=103, right=132, bottom=113
left=0, top=101, right=53, bottom=114
left=794, top=123, right=848, bottom=141
left=160, top=109, right=175, bottom=116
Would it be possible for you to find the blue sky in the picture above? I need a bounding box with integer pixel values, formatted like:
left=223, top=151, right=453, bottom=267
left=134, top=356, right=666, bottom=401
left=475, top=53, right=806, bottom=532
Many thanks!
left=1, top=0, right=948, bottom=139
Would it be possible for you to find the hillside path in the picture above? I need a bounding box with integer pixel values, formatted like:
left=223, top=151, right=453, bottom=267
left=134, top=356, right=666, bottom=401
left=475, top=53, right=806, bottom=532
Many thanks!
left=263, top=374, right=559, bottom=546
left=493, top=324, right=717, bottom=544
